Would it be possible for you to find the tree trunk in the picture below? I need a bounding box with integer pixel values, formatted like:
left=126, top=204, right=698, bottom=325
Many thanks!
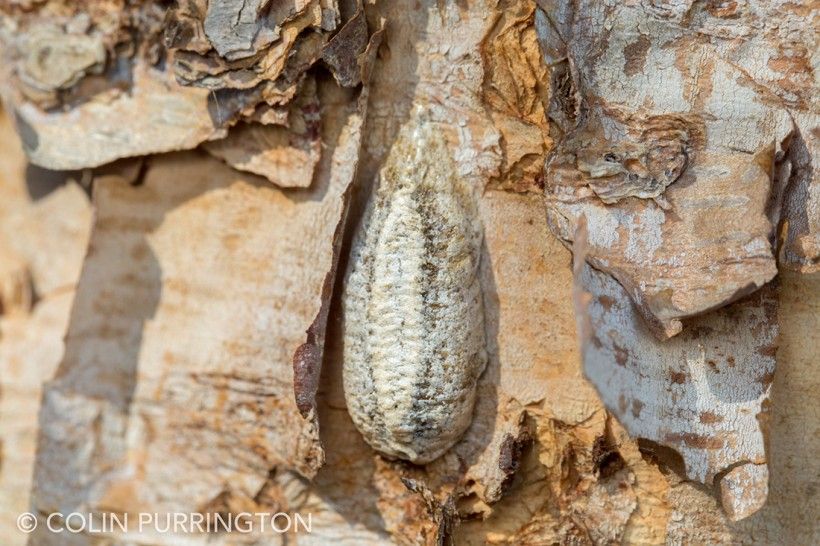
left=0, top=0, right=816, bottom=544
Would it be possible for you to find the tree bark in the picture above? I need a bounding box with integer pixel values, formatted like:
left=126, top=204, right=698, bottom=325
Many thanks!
left=0, top=0, right=816, bottom=544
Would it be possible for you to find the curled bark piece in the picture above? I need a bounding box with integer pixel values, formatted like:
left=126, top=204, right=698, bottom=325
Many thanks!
left=18, top=23, right=106, bottom=103
left=204, top=77, right=321, bottom=187
left=481, top=0, right=552, bottom=193
left=169, top=0, right=331, bottom=91
left=402, top=478, right=459, bottom=545
left=773, top=123, right=819, bottom=273
left=203, top=0, right=277, bottom=61
left=574, top=117, right=690, bottom=206
left=291, top=22, right=382, bottom=420
left=321, top=8, right=368, bottom=88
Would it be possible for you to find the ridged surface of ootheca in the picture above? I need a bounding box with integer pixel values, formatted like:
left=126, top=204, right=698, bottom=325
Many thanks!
left=343, top=116, right=485, bottom=464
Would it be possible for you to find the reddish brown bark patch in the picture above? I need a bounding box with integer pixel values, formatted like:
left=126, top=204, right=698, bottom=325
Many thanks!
left=665, top=432, right=725, bottom=450
left=670, top=371, right=688, bottom=384
left=699, top=411, right=723, bottom=424
left=623, top=35, right=651, bottom=77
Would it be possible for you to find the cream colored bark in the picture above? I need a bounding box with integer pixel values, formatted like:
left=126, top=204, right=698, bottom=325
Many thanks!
left=0, top=109, right=92, bottom=544
left=0, top=0, right=816, bottom=545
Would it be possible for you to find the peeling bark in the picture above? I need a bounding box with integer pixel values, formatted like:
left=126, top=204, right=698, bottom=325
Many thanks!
left=573, top=219, right=777, bottom=515
left=204, top=77, right=322, bottom=187
left=537, top=0, right=817, bottom=337
left=0, top=0, right=816, bottom=544
left=27, top=78, right=366, bottom=543
left=0, top=0, right=349, bottom=169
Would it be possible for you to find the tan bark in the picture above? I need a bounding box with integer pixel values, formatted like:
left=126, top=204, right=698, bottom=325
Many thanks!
left=0, top=0, right=816, bottom=544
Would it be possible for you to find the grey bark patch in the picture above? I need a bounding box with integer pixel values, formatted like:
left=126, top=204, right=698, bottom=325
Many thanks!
left=14, top=111, right=39, bottom=152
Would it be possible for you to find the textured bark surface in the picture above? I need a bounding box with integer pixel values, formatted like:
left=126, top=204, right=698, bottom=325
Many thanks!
left=0, top=0, right=346, bottom=169
left=25, top=78, right=365, bottom=543
left=538, top=0, right=817, bottom=337
left=0, top=109, right=92, bottom=541
left=574, top=223, right=777, bottom=517
left=0, top=0, right=816, bottom=544
left=203, top=77, right=322, bottom=187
